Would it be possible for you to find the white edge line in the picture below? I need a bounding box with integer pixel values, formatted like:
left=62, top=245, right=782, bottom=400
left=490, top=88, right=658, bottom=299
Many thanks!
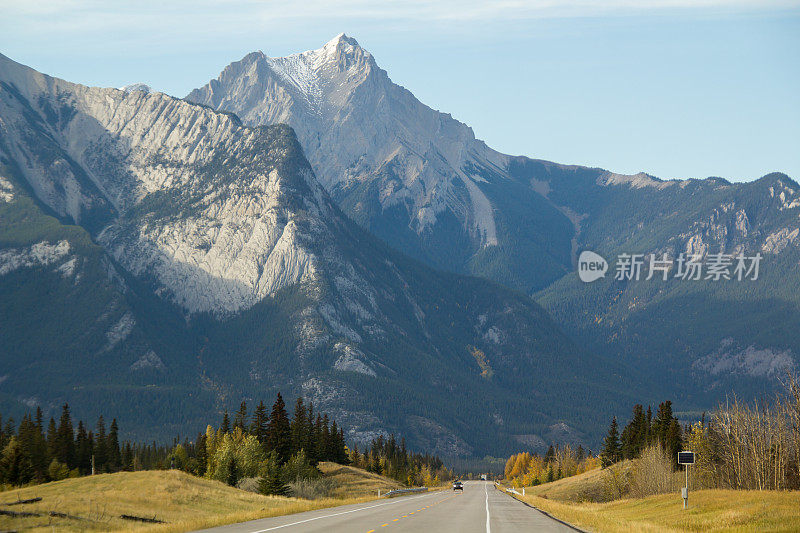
left=485, top=482, right=491, bottom=533
left=250, top=491, right=438, bottom=532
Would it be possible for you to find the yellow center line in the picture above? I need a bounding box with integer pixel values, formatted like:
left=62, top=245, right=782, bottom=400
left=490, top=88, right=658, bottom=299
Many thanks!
left=365, top=493, right=457, bottom=531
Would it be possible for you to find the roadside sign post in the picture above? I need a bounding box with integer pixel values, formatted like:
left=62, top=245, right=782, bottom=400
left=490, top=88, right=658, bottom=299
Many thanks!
left=677, top=451, right=695, bottom=509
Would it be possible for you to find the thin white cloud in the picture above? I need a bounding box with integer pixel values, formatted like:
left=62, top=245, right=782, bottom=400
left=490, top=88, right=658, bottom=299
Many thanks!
left=1, top=0, right=797, bottom=59
left=3, top=0, right=799, bottom=24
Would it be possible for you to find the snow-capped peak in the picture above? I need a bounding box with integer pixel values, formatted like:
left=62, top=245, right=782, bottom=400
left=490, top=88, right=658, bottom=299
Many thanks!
left=186, top=34, right=504, bottom=248
left=257, top=34, right=373, bottom=112
left=322, top=32, right=360, bottom=51
left=120, top=83, right=151, bottom=94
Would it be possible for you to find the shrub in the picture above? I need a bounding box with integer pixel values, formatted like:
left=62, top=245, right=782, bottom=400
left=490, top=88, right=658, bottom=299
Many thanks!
left=207, top=429, right=265, bottom=485
left=283, top=450, right=319, bottom=483
left=629, top=445, right=681, bottom=498
left=236, top=477, right=260, bottom=493
left=48, top=459, right=71, bottom=481
left=288, top=477, right=336, bottom=499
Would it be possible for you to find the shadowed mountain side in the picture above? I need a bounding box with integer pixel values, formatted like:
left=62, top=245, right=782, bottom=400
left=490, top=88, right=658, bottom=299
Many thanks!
left=0, top=52, right=637, bottom=454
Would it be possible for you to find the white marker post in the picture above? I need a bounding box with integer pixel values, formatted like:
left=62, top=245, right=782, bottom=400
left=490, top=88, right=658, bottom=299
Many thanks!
left=677, top=451, right=695, bottom=509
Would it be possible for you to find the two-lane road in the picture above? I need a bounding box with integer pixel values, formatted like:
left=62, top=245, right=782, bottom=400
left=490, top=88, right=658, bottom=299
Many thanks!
left=198, top=481, right=577, bottom=532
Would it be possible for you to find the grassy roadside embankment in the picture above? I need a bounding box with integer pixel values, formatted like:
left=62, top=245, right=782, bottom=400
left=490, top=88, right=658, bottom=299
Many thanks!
left=499, top=466, right=800, bottom=532
left=520, top=489, right=800, bottom=532
left=0, top=464, right=404, bottom=532
left=317, top=461, right=402, bottom=498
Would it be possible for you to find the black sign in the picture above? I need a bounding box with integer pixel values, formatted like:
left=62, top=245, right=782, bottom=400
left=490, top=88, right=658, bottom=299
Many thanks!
left=678, top=451, right=695, bottom=465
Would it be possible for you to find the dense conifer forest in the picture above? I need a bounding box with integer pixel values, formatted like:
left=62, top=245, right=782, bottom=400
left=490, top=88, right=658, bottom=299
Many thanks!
left=0, top=393, right=451, bottom=495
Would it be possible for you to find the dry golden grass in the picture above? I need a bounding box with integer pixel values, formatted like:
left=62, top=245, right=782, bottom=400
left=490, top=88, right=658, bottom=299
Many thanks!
left=520, top=462, right=634, bottom=503
left=0, top=469, right=378, bottom=532
left=317, top=461, right=402, bottom=498
left=516, top=489, right=800, bottom=532
left=501, top=459, right=800, bottom=531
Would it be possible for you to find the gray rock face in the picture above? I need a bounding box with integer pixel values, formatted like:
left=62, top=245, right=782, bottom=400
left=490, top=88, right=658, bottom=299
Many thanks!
left=187, top=34, right=506, bottom=254
left=5, top=40, right=796, bottom=452
left=186, top=34, right=800, bottom=307
left=0, top=53, right=324, bottom=315
left=694, top=339, right=795, bottom=378
left=0, top=240, right=71, bottom=276
left=2, top=53, right=615, bottom=455
left=120, top=83, right=151, bottom=94
left=189, top=33, right=800, bottom=418
left=332, top=342, right=376, bottom=376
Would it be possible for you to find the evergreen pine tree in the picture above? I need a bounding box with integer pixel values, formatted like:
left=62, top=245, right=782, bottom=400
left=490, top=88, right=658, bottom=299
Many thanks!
left=107, top=419, right=121, bottom=472
left=225, top=454, right=239, bottom=487
left=336, top=428, right=348, bottom=464
left=318, top=414, right=331, bottom=462
left=16, top=415, right=42, bottom=480
left=544, top=445, right=555, bottom=464
left=46, top=418, right=57, bottom=461
left=55, top=404, right=75, bottom=468
left=327, top=420, right=340, bottom=462
left=290, top=397, right=307, bottom=455
left=25, top=409, right=46, bottom=479
left=621, top=404, right=647, bottom=460
left=31, top=408, right=47, bottom=479
left=94, top=416, right=108, bottom=472
left=251, top=401, right=269, bottom=445
left=665, top=418, right=683, bottom=467
left=652, top=401, right=670, bottom=443
left=2, top=416, right=14, bottom=442
left=600, top=416, right=621, bottom=468
left=305, top=403, right=317, bottom=463
left=196, top=432, right=208, bottom=476
left=370, top=449, right=382, bottom=474
left=122, top=442, right=134, bottom=471
left=233, top=401, right=247, bottom=432
left=258, top=451, right=289, bottom=496
left=266, top=393, right=291, bottom=463
left=75, top=421, right=92, bottom=474
left=220, top=410, right=231, bottom=434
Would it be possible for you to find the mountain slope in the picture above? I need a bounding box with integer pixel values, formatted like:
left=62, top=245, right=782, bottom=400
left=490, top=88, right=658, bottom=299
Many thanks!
left=0, top=163, right=218, bottom=436
left=186, top=34, right=575, bottom=294
left=0, top=53, right=631, bottom=453
left=188, top=36, right=798, bottom=413
left=521, top=161, right=800, bottom=404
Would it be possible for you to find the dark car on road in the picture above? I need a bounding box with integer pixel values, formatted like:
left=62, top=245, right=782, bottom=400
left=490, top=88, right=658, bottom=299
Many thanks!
left=453, top=480, right=463, bottom=491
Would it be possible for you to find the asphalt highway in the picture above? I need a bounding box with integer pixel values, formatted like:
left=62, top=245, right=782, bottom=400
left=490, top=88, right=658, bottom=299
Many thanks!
left=198, top=481, right=578, bottom=532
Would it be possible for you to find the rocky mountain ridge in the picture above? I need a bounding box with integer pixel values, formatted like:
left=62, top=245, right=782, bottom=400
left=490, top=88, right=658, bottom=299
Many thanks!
left=0, top=52, right=628, bottom=454
left=186, top=35, right=527, bottom=277
left=188, top=35, right=799, bottom=410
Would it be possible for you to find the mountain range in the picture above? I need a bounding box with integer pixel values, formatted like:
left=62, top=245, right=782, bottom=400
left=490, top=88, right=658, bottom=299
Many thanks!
left=0, top=34, right=796, bottom=455
left=188, top=34, right=799, bottom=407
left=0, top=50, right=633, bottom=455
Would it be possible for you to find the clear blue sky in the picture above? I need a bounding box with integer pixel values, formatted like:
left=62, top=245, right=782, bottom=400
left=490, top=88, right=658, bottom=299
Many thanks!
left=1, top=1, right=798, bottom=182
